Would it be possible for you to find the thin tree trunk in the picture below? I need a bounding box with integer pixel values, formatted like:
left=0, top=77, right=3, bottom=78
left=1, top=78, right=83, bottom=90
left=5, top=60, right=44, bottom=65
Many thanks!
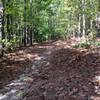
left=23, top=0, right=27, bottom=46
left=6, top=0, right=11, bottom=41
left=6, top=15, right=10, bottom=41
left=78, top=14, right=81, bottom=37
left=30, top=0, right=33, bottom=45
left=77, top=0, right=81, bottom=37
left=0, top=0, right=5, bottom=56
left=90, top=0, right=94, bottom=30
left=82, top=0, right=86, bottom=39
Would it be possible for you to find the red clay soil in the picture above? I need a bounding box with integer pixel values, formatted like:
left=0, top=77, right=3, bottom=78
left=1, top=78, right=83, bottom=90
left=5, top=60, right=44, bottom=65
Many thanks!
left=23, top=47, right=100, bottom=100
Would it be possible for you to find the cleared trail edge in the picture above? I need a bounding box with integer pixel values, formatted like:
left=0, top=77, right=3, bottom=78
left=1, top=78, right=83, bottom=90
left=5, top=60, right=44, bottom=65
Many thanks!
left=0, top=47, right=52, bottom=100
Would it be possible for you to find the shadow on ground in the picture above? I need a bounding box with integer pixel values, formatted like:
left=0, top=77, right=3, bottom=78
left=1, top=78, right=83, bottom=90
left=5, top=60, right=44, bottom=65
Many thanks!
left=0, top=40, right=100, bottom=100
left=0, top=43, right=51, bottom=89
left=23, top=47, right=100, bottom=100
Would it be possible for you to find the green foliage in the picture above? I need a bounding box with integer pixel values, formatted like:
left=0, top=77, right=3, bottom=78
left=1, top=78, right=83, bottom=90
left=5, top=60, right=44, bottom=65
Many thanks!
left=74, top=39, right=100, bottom=49
left=95, top=41, right=100, bottom=46
left=0, top=0, right=100, bottom=52
left=74, top=41, right=91, bottom=49
left=0, top=35, right=19, bottom=52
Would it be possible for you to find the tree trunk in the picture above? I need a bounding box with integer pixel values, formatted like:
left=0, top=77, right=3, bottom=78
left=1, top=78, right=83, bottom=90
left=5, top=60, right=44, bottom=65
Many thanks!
left=77, top=0, right=81, bottom=37
left=82, top=0, right=86, bottom=39
left=23, top=0, right=27, bottom=46
left=0, top=1, right=4, bottom=57
left=30, top=0, right=33, bottom=45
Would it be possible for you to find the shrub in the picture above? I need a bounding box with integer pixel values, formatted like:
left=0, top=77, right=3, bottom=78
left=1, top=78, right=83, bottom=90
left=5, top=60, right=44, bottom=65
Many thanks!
left=74, top=41, right=91, bottom=49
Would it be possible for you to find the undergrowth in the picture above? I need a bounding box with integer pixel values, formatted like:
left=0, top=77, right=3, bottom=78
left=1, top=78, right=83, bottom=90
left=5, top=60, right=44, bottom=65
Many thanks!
left=74, top=41, right=91, bottom=49
left=74, top=39, right=100, bottom=49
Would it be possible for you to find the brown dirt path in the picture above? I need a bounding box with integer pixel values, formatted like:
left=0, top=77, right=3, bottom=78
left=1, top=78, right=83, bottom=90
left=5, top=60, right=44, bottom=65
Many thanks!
left=0, top=39, right=100, bottom=100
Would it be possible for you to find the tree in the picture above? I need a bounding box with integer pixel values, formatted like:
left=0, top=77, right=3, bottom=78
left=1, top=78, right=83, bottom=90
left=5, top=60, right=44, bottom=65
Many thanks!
left=0, top=0, right=99, bottom=53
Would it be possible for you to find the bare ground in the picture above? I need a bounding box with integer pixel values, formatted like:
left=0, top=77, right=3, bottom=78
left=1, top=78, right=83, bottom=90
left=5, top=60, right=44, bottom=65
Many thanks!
left=0, top=39, right=100, bottom=100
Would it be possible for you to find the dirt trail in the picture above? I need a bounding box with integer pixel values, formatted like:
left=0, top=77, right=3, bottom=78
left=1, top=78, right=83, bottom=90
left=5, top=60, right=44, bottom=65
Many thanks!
left=0, top=40, right=100, bottom=100
left=22, top=47, right=100, bottom=100
left=0, top=42, right=56, bottom=100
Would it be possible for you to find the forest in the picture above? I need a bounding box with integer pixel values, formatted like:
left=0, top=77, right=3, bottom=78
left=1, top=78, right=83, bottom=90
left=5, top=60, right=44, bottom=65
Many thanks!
left=0, top=0, right=100, bottom=100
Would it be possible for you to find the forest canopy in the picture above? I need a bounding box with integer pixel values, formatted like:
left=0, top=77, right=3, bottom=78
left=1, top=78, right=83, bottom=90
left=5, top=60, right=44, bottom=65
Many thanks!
left=0, top=0, right=100, bottom=50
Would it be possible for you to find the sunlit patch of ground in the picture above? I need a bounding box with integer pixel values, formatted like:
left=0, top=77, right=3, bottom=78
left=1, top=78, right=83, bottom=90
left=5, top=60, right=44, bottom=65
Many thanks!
left=0, top=42, right=53, bottom=89
left=0, top=39, right=100, bottom=100
left=0, top=49, right=50, bottom=100
left=21, top=41, right=100, bottom=100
